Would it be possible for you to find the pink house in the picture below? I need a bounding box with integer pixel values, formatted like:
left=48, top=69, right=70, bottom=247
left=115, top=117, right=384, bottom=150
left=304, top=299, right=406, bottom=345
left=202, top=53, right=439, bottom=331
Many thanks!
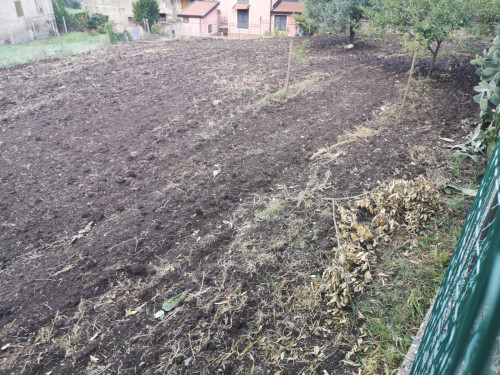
left=179, top=0, right=303, bottom=38
left=178, top=1, right=220, bottom=36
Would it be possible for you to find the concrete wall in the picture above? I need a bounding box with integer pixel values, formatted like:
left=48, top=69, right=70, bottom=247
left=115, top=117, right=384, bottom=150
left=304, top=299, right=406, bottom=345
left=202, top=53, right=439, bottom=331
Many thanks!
left=86, top=0, right=183, bottom=33
left=0, top=0, right=55, bottom=44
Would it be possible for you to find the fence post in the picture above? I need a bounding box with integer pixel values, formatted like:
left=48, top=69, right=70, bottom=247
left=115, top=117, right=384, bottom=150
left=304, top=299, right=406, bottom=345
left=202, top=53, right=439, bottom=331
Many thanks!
left=285, top=38, right=293, bottom=92
left=402, top=49, right=417, bottom=109
left=62, top=16, right=68, bottom=33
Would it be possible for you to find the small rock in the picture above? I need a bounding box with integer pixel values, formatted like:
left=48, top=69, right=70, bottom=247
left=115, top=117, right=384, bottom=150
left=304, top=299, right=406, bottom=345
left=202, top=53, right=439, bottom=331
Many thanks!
left=344, top=44, right=354, bottom=49
left=126, top=170, right=137, bottom=178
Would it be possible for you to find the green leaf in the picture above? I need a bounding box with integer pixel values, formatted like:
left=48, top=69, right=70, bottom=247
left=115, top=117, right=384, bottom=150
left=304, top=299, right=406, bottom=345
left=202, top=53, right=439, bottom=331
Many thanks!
left=445, top=184, right=477, bottom=197
left=162, top=290, right=189, bottom=312
left=480, top=98, right=489, bottom=112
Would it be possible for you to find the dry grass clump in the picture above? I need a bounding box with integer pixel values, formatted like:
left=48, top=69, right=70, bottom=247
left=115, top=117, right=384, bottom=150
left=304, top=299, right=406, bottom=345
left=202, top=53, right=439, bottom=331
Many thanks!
left=321, top=177, right=442, bottom=326
left=322, top=205, right=374, bottom=324
left=353, top=177, right=442, bottom=237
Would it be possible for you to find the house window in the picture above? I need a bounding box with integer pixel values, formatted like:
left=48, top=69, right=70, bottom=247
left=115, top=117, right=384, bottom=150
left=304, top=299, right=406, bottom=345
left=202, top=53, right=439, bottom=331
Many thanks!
left=208, top=24, right=212, bottom=33
left=274, top=15, right=287, bottom=31
left=159, top=13, right=166, bottom=21
left=183, top=17, right=189, bottom=23
left=14, top=0, right=24, bottom=17
left=237, top=9, right=249, bottom=29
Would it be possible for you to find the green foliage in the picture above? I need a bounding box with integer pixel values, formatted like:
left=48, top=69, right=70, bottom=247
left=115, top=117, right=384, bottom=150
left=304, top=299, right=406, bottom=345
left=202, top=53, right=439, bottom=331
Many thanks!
left=52, top=0, right=70, bottom=30
left=292, top=13, right=318, bottom=35
left=86, top=13, right=109, bottom=32
left=469, top=0, right=500, bottom=34
left=151, top=22, right=164, bottom=35
left=132, top=0, right=160, bottom=24
left=471, top=35, right=500, bottom=146
left=367, top=0, right=472, bottom=76
left=303, top=0, right=370, bottom=43
left=100, top=22, right=131, bottom=44
left=51, top=0, right=88, bottom=32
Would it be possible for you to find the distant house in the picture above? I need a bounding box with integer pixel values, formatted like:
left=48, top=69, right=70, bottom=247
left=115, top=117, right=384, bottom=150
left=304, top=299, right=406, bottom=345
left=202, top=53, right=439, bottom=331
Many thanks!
left=85, top=0, right=184, bottom=34
left=270, top=0, right=302, bottom=36
left=0, top=0, right=55, bottom=45
left=178, top=1, right=220, bottom=37
left=180, top=0, right=303, bottom=38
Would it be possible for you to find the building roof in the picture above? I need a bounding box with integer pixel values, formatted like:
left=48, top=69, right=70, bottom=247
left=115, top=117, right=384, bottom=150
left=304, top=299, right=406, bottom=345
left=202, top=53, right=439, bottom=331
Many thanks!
left=271, top=0, right=303, bottom=14
left=178, top=1, right=219, bottom=18
left=233, top=3, right=250, bottom=10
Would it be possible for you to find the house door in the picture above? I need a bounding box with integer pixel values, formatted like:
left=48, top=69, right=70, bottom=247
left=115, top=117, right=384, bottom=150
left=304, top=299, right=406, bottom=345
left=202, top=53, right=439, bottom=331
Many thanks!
left=237, top=9, right=249, bottom=29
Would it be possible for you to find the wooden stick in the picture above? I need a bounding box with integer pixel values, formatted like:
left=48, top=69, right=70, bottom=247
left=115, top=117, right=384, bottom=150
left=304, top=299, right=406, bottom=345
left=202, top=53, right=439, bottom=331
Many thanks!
left=62, top=16, right=68, bottom=33
left=285, top=38, right=293, bottom=92
left=402, top=49, right=417, bottom=108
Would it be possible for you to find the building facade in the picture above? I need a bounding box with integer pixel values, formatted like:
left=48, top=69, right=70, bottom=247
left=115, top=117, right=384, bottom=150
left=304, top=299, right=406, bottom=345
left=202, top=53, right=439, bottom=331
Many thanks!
left=85, top=0, right=184, bottom=33
left=0, top=0, right=55, bottom=45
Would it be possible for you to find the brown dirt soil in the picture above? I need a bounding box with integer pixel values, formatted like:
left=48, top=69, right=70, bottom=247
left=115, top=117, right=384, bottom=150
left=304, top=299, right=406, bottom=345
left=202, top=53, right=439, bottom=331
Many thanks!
left=0, top=36, right=479, bottom=374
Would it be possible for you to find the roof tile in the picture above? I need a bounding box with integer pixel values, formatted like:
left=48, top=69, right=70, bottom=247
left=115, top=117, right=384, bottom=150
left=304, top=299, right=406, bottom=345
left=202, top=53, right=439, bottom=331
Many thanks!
left=179, top=1, right=219, bottom=18
left=272, top=1, right=303, bottom=14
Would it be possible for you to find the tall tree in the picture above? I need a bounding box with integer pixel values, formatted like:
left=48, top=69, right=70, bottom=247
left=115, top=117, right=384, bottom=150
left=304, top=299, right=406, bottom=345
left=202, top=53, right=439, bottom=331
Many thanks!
left=132, top=0, right=160, bottom=24
left=367, top=0, right=472, bottom=77
left=303, top=0, right=370, bottom=44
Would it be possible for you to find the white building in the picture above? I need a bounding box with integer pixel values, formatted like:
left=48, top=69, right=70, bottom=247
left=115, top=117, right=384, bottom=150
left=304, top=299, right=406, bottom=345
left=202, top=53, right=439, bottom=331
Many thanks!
left=0, top=0, right=56, bottom=44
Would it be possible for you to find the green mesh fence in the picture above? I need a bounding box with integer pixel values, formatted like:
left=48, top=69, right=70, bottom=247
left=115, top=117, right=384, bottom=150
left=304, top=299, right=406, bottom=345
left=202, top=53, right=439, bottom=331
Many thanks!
left=410, top=139, right=500, bottom=375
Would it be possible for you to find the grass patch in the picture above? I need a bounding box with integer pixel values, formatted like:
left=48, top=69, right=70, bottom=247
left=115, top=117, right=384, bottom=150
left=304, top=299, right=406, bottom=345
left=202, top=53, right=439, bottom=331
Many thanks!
left=258, top=200, right=284, bottom=219
left=355, top=215, right=463, bottom=373
left=0, top=32, right=110, bottom=68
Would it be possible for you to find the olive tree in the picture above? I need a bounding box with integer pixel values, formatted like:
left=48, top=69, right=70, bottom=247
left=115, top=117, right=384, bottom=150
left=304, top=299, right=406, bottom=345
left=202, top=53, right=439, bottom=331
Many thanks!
left=367, top=0, right=472, bottom=77
left=303, top=0, right=370, bottom=44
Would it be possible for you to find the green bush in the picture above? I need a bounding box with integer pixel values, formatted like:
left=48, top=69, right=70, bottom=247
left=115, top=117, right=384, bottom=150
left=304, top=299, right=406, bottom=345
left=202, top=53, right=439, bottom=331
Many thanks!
left=100, top=22, right=132, bottom=44
left=151, top=22, right=164, bottom=35
left=86, top=13, right=109, bottom=32
left=132, top=0, right=160, bottom=24
left=292, top=13, right=318, bottom=35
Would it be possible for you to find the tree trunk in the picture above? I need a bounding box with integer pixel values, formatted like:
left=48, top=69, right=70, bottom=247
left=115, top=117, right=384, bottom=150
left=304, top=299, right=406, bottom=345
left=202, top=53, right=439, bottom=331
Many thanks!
left=427, top=40, right=442, bottom=79
left=349, top=25, right=356, bottom=44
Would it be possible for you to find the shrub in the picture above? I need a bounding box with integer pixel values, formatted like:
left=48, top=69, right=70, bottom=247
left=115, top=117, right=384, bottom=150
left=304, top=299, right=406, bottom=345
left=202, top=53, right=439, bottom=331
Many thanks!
left=292, top=13, right=318, bottom=35
left=151, top=22, right=164, bottom=35
left=86, top=13, right=109, bottom=32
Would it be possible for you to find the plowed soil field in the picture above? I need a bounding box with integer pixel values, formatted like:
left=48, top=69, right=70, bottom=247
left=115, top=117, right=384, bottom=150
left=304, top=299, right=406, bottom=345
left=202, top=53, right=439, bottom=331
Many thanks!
left=0, top=36, right=478, bottom=374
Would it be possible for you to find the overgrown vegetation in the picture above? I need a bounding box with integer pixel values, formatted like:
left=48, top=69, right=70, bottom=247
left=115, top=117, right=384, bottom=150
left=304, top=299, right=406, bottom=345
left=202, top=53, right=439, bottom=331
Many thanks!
left=303, top=0, right=370, bottom=44
left=366, top=0, right=472, bottom=77
left=132, top=0, right=160, bottom=25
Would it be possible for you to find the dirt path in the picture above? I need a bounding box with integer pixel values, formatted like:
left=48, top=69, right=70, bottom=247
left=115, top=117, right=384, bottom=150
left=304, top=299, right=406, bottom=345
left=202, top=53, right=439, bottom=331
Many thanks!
left=0, top=36, right=477, bottom=374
